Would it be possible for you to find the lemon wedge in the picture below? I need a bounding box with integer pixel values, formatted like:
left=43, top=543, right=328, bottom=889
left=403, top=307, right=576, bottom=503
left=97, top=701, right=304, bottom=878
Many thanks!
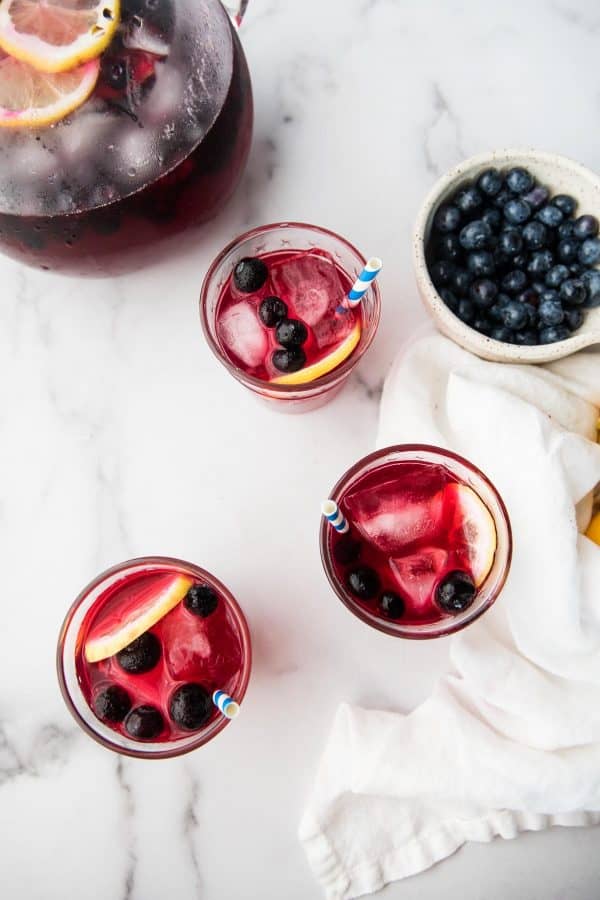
left=0, top=54, right=99, bottom=128
left=586, top=512, right=600, bottom=547
left=271, top=320, right=361, bottom=386
left=448, top=483, right=497, bottom=586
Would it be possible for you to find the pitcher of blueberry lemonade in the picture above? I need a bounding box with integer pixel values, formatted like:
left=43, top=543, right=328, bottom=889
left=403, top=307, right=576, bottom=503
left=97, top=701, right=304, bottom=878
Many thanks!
left=0, top=0, right=253, bottom=276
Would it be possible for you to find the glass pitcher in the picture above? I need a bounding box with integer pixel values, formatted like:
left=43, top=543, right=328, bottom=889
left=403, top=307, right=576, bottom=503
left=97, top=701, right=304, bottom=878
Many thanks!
left=0, top=0, right=253, bottom=276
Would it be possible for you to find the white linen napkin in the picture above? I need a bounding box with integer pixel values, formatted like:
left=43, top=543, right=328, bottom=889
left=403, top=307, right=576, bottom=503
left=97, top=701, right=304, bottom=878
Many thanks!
left=299, top=334, right=600, bottom=900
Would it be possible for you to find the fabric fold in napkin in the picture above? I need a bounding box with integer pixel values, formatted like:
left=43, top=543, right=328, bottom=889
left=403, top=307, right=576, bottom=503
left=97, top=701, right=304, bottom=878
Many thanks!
left=299, top=335, right=600, bottom=900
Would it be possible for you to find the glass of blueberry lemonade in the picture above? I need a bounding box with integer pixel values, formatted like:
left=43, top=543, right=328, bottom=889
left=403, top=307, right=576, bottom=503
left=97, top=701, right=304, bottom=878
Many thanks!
left=0, top=0, right=253, bottom=276
left=57, top=557, right=251, bottom=757
left=200, top=222, right=382, bottom=412
left=321, top=445, right=512, bottom=638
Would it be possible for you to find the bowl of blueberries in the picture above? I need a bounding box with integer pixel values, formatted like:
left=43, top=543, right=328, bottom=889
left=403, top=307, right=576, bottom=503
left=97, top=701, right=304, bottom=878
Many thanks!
left=413, top=149, right=600, bottom=362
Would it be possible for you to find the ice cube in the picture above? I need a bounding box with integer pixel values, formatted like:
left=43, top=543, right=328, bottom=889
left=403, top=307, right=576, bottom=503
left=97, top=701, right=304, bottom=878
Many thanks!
left=345, top=481, right=445, bottom=554
left=218, top=302, right=268, bottom=368
left=270, top=252, right=345, bottom=329
left=389, top=547, right=448, bottom=614
left=162, top=605, right=242, bottom=683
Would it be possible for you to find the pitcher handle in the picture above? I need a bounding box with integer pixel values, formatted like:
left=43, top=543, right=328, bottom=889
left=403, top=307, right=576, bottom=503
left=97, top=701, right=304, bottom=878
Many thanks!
left=221, top=0, right=249, bottom=27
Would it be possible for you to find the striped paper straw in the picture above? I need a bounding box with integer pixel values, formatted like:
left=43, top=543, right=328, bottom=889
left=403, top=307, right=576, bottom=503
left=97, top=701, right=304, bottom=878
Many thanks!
left=213, top=690, right=240, bottom=719
left=340, top=257, right=383, bottom=310
left=321, top=499, right=349, bottom=534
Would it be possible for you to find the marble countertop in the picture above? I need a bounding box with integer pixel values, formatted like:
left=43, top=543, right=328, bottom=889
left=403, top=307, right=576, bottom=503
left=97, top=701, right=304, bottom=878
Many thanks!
left=1, top=1, right=599, bottom=898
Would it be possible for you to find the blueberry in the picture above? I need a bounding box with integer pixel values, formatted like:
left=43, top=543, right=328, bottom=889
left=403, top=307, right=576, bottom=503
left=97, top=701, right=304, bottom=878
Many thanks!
left=506, top=167, right=534, bottom=194
left=569, top=262, right=583, bottom=276
left=233, top=257, right=268, bottom=293
left=521, top=303, right=539, bottom=326
left=102, top=58, right=127, bottom=89
left=559, top=278, right=587, bottom=306
left=564, top=308, right=584, bottom=331
left=482, top=208, right=502, bottom=231
left=94, top=685, right=132, bottom=723
left=539, top=288, right=559, bottom=303
left=472, top=315, right=492, bottom=336
left=531, top=280, right=548, bottom=295
left=552, top=194, right=576, bottom=217
left=493, top=188, right=514, bottom=210
left=536, top=205, right=563, bottom=228
left=513, top=330, right=538, bottom=345
left=169, top=684, right=212, bottom=731
left=276, top=318, right=308, bottom=347
left=436, top=233, right=462, bottom=262
left=450, top=268, right=473, bottom=296
left=184, top=583, right=219, bottom=618
left=523, top=185, right=549, bottom=210
left=347, top=566, right=380, bottom=600
left=573, top=214, right=599, bottom=240
left=504, top=198, right=531, bottom=225
left=333, top=534, right=361, bottom=565
left=272, top=347, right=306, bottom=373
left=259, top=296, right=287, bottom=327
left=490, top=325, right=515, bottom=342
left=539, top=325, right=571, bottom=344
left=498, top=228, right=523, bottom=256
left=488, top=294, right=511, bottom=322
left=125, top=705, right=164, bottom=740
left=579, top=238, right=600, bottom=266
left=557, top=239, right=579, bottom=264
left=522, top=220, right=548, bottom=249
left=457, top=298, right=475, bottom=324
left=439, top=288, right=459, bottom=312
left=469, top=278, right=498, bottom=308
left=501, top=269, right=527, bottom=295
left=477, top=168, right=503, bottom=197
left=459, top=219, right=492, bottom=251
left=528, top=249, right=554, bottom=276
left=117, top=632, right=161, bottom=674
left=454, top=186, right=483, bottom=216
left=582, top=270, right=600, bottom=307
left=433, top=204, right=461, bottom=233
left=558, top=220, right=576, bottom=240
left=379, top=591, right=406, bottom=619
left=538, top=297, right=564, bottom=326
left=429, top=259, right=455, bottom=287
left=435, top=571, right=477, bottom=613
left=545, top=264, right=570, bottom=289
left=467, top=250, right=495, bottom=277
left=501, top=300, right=529, bottom=330
left=512, top=254, right=527, bottom=270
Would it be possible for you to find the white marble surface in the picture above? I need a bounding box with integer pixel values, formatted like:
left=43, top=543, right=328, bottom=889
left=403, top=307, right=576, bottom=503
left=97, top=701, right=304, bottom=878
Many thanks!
left=1, top=1, right=599, bottom=898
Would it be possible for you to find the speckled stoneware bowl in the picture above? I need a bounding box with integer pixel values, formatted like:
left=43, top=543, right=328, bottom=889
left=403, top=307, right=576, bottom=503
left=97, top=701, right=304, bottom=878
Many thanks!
left=413, top=149, right=600, bottom=363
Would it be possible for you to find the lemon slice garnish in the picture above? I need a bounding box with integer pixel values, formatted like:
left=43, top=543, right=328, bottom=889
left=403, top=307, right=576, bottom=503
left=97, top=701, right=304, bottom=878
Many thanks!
left=0, top=54, right=99, bottom=128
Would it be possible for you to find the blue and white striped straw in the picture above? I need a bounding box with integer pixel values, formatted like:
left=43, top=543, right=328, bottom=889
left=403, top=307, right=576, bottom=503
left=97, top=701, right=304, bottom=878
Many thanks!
left=340, top=256, right=383, bottom=311
left=321, top=499, right=349, bottom=534
left=213, top=690, right=240, bottom=719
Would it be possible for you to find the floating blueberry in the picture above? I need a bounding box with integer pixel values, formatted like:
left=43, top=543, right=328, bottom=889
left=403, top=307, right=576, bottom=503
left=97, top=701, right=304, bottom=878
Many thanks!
left=454, top=186, right=483, bottom=216
left=539, top=325, right=571, bottom=344
left=125, top=705, right=164, bottom=740
left=347, top=566, right=380, bottom=600
left=579, top=238, right=600, bottom=266
left=184, top=583, right=219, bottom=618
left=117, top=632, right=161, bottom=674
left=482, top=208, right=502, bottom=231
left=94, top=685, right=132, bottom=723
left=538, top=297, right=564, bottom=326
left=506, top=167, right=534, bottom=194
left=233, top=257, right=268, bottom=293
left=573, top=214, right=599, bottom=240
left=522, top=220, right=548, bottom=249
left=557, top=239, right=579, bottom=264
left=564, top=308, right=584, bottom=331
left=276, top=318, right=308, bottom=347
left=459, top=219, right=492, bottom=251
left=527, top=249, right=554, bottom=276
left=379, top=591, right=406, bottom=619
left=559, top=278, right=587, bottom=307
left=259, top=296, right=288, bottom=327
left=102, top=58, right=128, bottom=89
left=552, top=194, right=576, bottom=217
left=467, top=250, right=495, bottom=277
left=333, top=534, right=361, bottom=565
left=457, top=298, right=475, bottom=324
left=170, top=684, right=212, bottom=731
left=504, top=198, right=531, bottom=225
left=272, top=347, right=306, bottom=373
left=477, top=168, right=503, bottom=197
left=450, top=268, right=473, bottom=296
left=545, top=264, right=570, bottom=289
left=433, top=204, right=461, bottom=233
left=435, top=571, right=477, bottom=613
left=430, top=259, right=455, bottom=287
left=500, top=300, right=529, bottom=330
left=523, top=185, right=549, bottom=210
left=436, top=233, right=462, bottom=262
left=501, top=269, right=527, bottom=295
left=536, top=204, right=563, bottom=228
left=490, top=325, right=515, bottom=342
left=498, top=228, right=523, bottom=256
left=439, top=288, right=459, bottom=312
left=469, top=278, right=498, bottom=309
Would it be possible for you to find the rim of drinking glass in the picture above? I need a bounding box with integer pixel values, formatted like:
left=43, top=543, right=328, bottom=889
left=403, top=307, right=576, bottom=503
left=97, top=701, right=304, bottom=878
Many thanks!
left=199, top=221, right=382, bottom=395
left=56, top=556, right=252, bottom=759
left=320, top=444, right=513, bottom=639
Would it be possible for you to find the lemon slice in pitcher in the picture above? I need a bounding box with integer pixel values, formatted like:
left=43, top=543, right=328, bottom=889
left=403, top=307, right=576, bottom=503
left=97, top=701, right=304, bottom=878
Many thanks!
left=0, top=0, right=120, bottom=74
left=0, top=54, right=99, bottom=128
left=271, top=320, right=361, bottom=386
